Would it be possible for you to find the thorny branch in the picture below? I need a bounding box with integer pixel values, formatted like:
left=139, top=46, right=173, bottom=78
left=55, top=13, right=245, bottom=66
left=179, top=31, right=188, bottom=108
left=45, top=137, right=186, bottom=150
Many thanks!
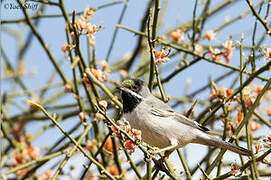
left=1, top=0, right=271, bottom=179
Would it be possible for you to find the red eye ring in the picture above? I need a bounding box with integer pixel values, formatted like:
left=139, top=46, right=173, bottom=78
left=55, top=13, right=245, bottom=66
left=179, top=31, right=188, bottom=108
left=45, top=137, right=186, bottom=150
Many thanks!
left=133, top=86, right=139, bottom=91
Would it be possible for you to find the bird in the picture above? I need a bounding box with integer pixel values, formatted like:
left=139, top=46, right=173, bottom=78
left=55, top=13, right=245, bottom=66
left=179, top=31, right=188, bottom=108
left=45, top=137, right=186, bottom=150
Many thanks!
left=117, top=78, right=251, bottom=156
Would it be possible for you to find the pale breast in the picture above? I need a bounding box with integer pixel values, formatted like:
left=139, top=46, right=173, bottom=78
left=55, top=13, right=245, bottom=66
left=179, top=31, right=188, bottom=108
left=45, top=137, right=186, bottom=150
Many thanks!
left=123, top=103, right=200, bottom=149
left=124, top=106, right=173, bottom=148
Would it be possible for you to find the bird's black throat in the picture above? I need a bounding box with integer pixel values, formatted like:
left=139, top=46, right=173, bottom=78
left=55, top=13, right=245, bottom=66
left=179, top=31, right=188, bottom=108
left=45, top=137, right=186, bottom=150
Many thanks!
left=121, top=91, right=143, bottom=113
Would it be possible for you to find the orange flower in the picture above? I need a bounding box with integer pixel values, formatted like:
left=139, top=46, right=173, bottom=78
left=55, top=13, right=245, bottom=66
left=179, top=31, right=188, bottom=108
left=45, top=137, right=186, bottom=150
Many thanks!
left=244, top=98, right=253, bottom=108
left=86, top=139, right=98, bottom=153
left=230, top=163, right=239, bottom=176
left=226, top=89, right=234, bottom=96
left=101, top=60, right=109, bottom=69
left=61, top=44, right=69, bottom=52
left=205, top=30, right=216, bottom=40
left=170, top=30, right=184, bottom=43
left=219, top=87, right=226, bottom=97
left=234, top=112, right=243, bottom=126
left=37, top=169, right=53, bottom=180
left=84, top=7, right=94, bottom=18
left=231, top=163, right=239, bottom=171
left=111, top=126, right=121, bottom=136
left=255, top=85, right=263, bottom=94
left=109, top=164, right=119, bottom=176
left=125, top=140, right=135, bottom=149
left=224, top=55, right=231, bottom=64
left=243, top=87, right=256, bottom=108
left=74, top=10, right=99, bottom=40
left=26, top=145, right=40, bottom=160
left=171, top=31, right=181, bottom=41
left=156, top=51, right=167, bottom=59
left=45, top=170, right=53, bottom=178
left=194, top=44, right=203, bottom=54
left=83, top=76, right=90, bottom=84
left=86, top=24, right=98, bottom=36
left=90, top=68, right=106, bottom=81
left=223, top=40, right=234, bottom=64
left=14, top=153, right=26, bottom=165
left=156, top=48, right=171, bottom=64
left=105, top=137, right=113, bottom=152
left=15, top=169, right=29, bottom=178
left=250, top=121, right=261, bottom=131
left=132, top=129, right=142, bottom=136
left=125, top=140, right=135, bottom=154
left=210, top=91, right=218, bottom=100
left=209, top=47, right=222, bottom=61
left=264, top=47, right=271, bottom=60
left=88, top=176, right=95, bottom=180
left=14, top=153, right=30, bottom=177
left=132, top=129, right=142, bottom=141
left=255, top=143, right=262, bottom=154
left=224, top=40, right=233, bottom=54
left=266, top=108, right=271, bottom=117
left=76, top=16, right=87, bottom=29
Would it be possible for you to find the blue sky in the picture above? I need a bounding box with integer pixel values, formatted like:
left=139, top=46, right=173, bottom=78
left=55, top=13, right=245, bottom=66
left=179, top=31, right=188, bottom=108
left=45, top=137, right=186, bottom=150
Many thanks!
left=1, top=0, right=271, bottom=179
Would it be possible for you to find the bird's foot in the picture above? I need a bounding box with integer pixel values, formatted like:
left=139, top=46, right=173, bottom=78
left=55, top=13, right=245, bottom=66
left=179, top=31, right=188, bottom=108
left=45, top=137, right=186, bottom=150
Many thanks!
left=153, top=158, right=168, bottom=172
left=148, top=147, right=160, bottom=156
left=164, top=150, right=174, bottom=159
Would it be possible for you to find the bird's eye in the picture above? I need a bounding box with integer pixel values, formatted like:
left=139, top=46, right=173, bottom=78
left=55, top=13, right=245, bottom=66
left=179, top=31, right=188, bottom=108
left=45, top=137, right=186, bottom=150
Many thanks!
left=132, top=86, right=139, bottom=91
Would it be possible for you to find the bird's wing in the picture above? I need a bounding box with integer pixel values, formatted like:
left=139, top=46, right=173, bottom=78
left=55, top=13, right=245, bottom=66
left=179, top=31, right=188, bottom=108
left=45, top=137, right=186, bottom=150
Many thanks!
left=147, top=96, right=209, bottom=131
left=150, top=104, right=209, bottom=131
left=174, top=112, right=209, bottom=131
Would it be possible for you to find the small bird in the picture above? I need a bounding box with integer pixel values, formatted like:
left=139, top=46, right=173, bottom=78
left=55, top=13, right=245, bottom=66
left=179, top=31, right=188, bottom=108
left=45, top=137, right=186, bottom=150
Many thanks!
left=118, top=79, right=251, bottom=156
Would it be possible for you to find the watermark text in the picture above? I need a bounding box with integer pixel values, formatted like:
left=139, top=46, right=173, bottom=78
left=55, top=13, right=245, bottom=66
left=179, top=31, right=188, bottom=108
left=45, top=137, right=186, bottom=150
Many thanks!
left=3, top=2, right=39, bottom=11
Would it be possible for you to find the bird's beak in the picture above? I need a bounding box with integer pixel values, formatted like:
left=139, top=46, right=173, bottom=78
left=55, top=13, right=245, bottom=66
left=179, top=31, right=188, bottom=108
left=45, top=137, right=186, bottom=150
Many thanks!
left=116, top=86, right=125, bottom=91
left=117, top=86, right=130, bottom=93
left=117, top=86, right=144, bottom=100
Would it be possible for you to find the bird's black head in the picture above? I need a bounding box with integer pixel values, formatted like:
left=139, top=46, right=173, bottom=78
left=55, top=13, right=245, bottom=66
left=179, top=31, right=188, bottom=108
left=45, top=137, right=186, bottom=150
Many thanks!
left=118, top=79, right=150, bottom=113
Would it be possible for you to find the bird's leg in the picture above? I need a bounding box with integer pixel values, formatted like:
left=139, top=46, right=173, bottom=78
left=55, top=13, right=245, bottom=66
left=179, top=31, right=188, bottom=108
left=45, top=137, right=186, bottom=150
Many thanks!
left=152, top=143, right=177, bottom=172
left=151, top=140, right=178, bottom=172
left=153, top=149, right=175, bottom=174
left=153, top=158, right=168, bottom=173
left=164, top=149, right=174, bottom=159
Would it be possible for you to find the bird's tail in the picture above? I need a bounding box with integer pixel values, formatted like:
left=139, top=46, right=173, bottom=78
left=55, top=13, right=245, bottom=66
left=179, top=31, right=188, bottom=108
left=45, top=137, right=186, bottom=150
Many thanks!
left=195, top=133, right=251, bottom=156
